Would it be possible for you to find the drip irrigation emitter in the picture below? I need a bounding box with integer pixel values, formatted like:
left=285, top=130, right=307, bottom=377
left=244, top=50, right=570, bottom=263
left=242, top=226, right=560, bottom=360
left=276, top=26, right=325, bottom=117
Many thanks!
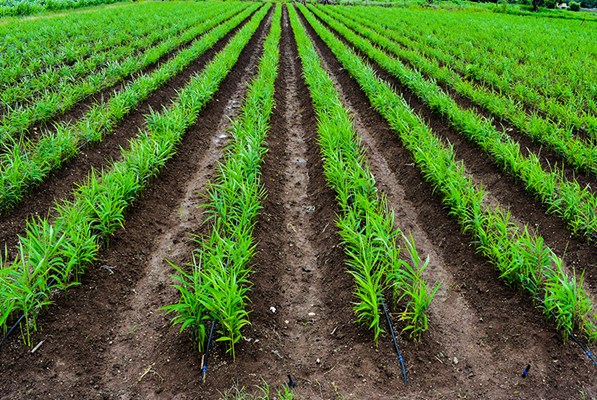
left=380, top=296, right=408, bottom=384
left=287, top=374, right=296, bottom=388
left=521, top=363, right=531, bottom=378
left=201, top=318, right=217, bottom=383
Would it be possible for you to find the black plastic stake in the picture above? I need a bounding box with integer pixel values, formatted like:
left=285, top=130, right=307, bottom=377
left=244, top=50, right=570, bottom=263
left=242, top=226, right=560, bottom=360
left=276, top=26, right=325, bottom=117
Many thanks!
left=201, top=319, right=217, bottom=383
left=380, top=297, right=407, bottom=384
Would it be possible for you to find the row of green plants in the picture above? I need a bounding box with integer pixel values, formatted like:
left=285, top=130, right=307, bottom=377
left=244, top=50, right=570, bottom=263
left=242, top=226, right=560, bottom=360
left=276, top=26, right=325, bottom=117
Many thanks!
left=1, top=2, right=226, bottom=109
left=0, top=2, right=212, bottom=86
left=0, top=3, right=257, bottom=211
left=0, top=4, right=270, bottom=344
left=0, top=2, right=250, bottom=146
left=290, top=4, right=438, bottom=342
left=297, top=4, right=597, bottom=343
left=310, top=5, right=597, bottom=239
left=349, top=6, right=597, bottom=137
left=327, top=6, right=597, bottom=176
left=165, top=3, right=282, bottom=359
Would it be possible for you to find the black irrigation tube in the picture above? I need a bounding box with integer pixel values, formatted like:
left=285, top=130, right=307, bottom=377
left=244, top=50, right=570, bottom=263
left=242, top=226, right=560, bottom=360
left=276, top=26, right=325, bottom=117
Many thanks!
left=569, top=333, right=597, bottom=367
left=201, top=318, right=217, bottom=382
left=0, top=277, right=56, bottom=351
left=381, top=296, right=407, bottom=384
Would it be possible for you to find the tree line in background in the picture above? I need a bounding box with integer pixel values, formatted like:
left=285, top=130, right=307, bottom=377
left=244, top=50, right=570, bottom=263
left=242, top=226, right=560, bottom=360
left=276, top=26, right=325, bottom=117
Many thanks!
left=465, top=0, right=594, bottom=10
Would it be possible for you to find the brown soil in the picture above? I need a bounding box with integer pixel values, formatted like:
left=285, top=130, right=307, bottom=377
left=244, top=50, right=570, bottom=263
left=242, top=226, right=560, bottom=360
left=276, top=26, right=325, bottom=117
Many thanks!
left=0, top=4, right=596, bottom=400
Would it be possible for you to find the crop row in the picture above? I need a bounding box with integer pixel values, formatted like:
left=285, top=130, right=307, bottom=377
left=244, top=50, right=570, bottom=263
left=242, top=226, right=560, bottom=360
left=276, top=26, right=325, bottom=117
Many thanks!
left=310, top=5, right=597, bottom=240
left=290, top=5, right=437, bottom=342
left=0, top=4, right=270, bottom=344
left=0, top=2, right=249, bottom=144
left=297, top=4, right=597, bottom=343
left=0, top=3, right=258, bottom=212
left=348, top=6, right=597, bottom=135
left=166, top=4, right=281, bottom=359
left=328, top=6, right=597, bottom=176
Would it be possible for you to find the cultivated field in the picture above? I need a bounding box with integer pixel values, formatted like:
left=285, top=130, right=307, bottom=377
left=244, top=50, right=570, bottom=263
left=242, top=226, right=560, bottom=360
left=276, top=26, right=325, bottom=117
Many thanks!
left=0, top=2, right=596, bottom=399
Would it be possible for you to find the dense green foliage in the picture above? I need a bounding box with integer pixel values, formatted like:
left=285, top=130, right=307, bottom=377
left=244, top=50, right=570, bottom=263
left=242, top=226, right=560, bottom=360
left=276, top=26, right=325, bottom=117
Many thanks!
left=329, top=6, right=597, bottom=175
left=0, top=3, right=255, bottom=211
left=0, top=2, right=241, bottom=143
left=0, top=0, right=125, bottom=17
left=341, top=5, right=597, bottom=136
left=314, top=5, right=597, bottom=239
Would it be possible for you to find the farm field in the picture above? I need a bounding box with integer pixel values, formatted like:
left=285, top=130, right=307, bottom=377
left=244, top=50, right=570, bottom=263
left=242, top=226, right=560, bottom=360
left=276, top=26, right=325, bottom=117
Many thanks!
left=0, top=1, right=596, bottom=399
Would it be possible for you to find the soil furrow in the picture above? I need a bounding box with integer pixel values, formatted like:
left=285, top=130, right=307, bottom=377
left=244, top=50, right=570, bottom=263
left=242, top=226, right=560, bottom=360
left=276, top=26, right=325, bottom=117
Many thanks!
left=299, top=7, right=597, bottom=399
left=0, top=11, right=256, bottom=258
left=306, top=10, right=597, bottom=296
left=0, top=8, right=271, bottom=399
